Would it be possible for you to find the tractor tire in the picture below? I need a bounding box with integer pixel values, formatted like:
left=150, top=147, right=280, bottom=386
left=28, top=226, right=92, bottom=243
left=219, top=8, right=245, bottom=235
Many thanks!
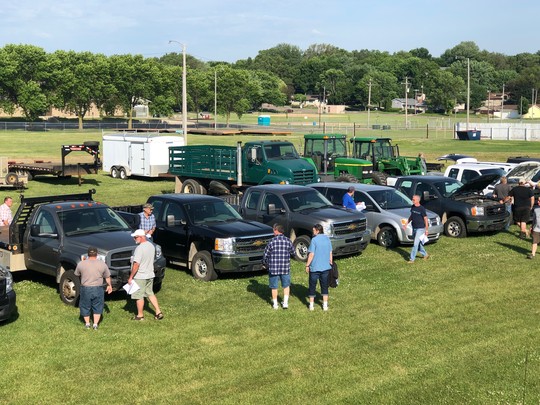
left=336, top=173, right=358, bottom=183
left=372, top=171, right=389, bottom=186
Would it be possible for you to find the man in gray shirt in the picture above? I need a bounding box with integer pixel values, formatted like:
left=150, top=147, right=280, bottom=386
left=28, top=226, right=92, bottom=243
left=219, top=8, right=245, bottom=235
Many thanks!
left=74, top=246, right=112, bottom=330
left=493, top=176, right=512, bottom=230
left=128, top=229, right=163, bottom=321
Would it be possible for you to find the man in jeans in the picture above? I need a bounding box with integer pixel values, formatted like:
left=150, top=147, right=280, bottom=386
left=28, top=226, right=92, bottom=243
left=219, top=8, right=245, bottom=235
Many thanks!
left=74, top=246, right=113, bottom=330
left=263, top=223, right=295, bottom=309
left=404, top=195, right=430, bottom=263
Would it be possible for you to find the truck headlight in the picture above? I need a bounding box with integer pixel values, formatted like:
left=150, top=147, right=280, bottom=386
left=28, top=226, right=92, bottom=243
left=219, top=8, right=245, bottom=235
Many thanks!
left=80, top=253, right=107, bottom=262
left=322, top=223, right=333, bottom=237
left=5, top=271, right=13, bottom=293
left=471, top=206, right=484, bottom=216
left=154, top=244, right=163, bottom=259
left=215, top=237, right=235, bottom=253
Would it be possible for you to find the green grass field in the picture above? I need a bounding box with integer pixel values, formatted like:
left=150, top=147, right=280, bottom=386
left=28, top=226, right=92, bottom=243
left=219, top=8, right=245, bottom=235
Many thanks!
left=1, top=123, right=540, bottom=404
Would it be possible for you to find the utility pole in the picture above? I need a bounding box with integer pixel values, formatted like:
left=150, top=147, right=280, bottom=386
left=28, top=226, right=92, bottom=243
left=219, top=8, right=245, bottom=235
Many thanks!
left=168, top=40, right=188, bottom=144
left=500, top=83, right=505, bottom=122
left=214, top=69, right=217, bottom=130
left=466, top=58, right=470, bottom=131
left=402, top=77, right=409, bottom=129
left=367, top=79, right=372, bottom=129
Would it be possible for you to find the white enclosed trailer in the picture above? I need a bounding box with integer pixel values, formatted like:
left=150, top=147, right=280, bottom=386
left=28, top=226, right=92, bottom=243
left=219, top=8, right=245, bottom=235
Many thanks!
left=102, top=132, right=185, bottom=179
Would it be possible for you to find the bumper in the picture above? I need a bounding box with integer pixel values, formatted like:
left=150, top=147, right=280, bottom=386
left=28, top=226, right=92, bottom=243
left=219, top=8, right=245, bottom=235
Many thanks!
left=0, top=290, right=16, bottom=322
left=110, top=255, right=167, bottom=291
left=213, top=251, right=266, bottom=273
left=402, top=224, right=444, bottom=243
left=466, top=216, right=508, bottom=233
left=330, top=229, right=371, bottom=257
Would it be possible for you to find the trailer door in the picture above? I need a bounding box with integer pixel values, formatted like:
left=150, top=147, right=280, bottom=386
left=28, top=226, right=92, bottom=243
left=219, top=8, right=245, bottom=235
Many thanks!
left=130, top=143, right=146, bottom=176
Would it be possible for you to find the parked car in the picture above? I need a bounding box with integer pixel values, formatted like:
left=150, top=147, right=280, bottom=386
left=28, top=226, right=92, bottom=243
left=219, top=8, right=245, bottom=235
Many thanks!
left=0, top=265, right=16, bottom=322
left=394, top=175, right=509, bottom=238
left=444, top=163, right=508, bottom=196
left=309, top=182, right=443, bottom=248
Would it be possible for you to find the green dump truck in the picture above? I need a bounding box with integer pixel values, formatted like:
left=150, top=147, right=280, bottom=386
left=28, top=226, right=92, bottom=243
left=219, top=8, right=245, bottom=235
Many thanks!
left=169, top=140, right=318, bottom=194
left=303, top=134, right=374, bottom=183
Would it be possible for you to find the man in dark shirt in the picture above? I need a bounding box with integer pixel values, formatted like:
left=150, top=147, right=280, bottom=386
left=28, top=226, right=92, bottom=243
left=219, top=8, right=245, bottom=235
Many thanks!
left=508, top=179, right=534, bottom=238
left=493, top=176, right=512, bottom=230
left=404, top=195, right=429, bottom=263
left=262, top=223, right=295, bottom=309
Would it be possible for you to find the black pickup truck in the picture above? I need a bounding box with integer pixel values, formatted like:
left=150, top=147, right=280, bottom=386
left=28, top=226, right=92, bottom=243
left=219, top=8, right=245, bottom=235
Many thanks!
left=0, top=265, right=16, bottom=322
left=238, top=184, right=371, bottom=261
left=115, top=194, right=274, bottom=281
left=0, top=190, right=166, bottom=305
left=394, top=174, right=509, bottom=237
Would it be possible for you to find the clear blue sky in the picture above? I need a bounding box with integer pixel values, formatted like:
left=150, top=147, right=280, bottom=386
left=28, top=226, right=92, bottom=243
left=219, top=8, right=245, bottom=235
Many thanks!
left=2, top=0, right=539, bottom=62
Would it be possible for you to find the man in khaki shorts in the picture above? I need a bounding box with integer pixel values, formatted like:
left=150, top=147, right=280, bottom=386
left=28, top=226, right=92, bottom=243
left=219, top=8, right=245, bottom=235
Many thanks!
left=127, top=229, right=163, bottom=320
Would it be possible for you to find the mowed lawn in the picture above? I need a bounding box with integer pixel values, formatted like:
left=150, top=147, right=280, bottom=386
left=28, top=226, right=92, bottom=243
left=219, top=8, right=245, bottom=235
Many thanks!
left=0, top=127, right=539, bottom=404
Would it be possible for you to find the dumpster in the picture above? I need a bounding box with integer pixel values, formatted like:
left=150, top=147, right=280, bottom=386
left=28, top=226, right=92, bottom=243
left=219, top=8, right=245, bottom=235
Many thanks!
left=258, top=115, right=271, bottom=126
left=372, top=124, right=381, bottom=130
left=382, top=125, right=391, bottom=130
left=456, top=130, right=481, bottom=140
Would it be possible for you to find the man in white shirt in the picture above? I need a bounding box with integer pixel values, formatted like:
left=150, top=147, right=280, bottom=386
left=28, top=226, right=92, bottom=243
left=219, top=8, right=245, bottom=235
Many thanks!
left=0, top=197, right=13, bottom=226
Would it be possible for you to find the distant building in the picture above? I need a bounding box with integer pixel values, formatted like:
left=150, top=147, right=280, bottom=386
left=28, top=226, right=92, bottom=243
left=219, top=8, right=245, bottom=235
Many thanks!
left=391, top=97, right=426, bottom=113
left=523, top=104, right=540, bottom=119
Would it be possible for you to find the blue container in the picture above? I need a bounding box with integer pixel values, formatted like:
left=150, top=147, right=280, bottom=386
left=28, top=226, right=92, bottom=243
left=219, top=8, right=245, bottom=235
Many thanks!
left=258, top=115, right=271, bottom=126
left=456, top=130, right=481, bottom=141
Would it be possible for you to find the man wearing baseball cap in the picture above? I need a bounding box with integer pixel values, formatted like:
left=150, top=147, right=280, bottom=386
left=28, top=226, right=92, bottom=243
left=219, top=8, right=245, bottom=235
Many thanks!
left=139, top=203, right=156, bottom=238
left=128, top=229, right=163, bottom=321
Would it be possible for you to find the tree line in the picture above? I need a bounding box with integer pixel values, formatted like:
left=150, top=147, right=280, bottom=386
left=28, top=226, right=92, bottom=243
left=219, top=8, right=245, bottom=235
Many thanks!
left=1, top=41, right=539, bottom=129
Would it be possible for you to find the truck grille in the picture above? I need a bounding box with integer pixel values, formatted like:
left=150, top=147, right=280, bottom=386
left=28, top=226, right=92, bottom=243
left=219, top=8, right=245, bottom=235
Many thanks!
left=334, top=218, right=367, bottom=235
left=235, top=235, right=273, bottom=253
left=0, top=278, right=5, bottom=296
left=293, top=169, right=316, bottom=185
left=108, top=249, right=134, bottom=270
left=486, top=204, right=506, bottom=216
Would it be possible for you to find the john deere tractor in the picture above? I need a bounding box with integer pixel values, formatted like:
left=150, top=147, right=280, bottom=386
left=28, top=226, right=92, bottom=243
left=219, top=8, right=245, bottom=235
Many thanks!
left=350, top=137, right=425, bottom=185
left=303, top=134, right=373, bottom=183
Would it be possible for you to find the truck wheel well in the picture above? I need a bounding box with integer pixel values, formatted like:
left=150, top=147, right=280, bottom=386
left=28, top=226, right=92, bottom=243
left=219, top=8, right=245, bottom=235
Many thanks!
left=57, top=263, right=76, bottom=283
left=289, top=229, right=310, bottom=242
left=441, top=212, right=464, bottom=223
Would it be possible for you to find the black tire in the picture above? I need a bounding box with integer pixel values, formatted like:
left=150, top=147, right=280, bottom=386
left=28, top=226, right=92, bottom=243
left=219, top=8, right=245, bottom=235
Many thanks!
left=208, top=180, right=231, bottom=195
left=182, top=179, right=202, bottom=194
left=5, top=172, right=18, bottom=185
left=110, top=167, right=119, bottom=179
left=444, top=216, right=467, bottom=238
left=377, top=226, right=398, bottom=248
left=191, top=251, right=218, bottom=281
left=59, top=270, right=81, bottom=306
left=372, top=171, right=389, bottom=186
left=336, top=173, right=358, bottom=183
left=293, top=235, right=311, bottom=262
left=119, top=167, right=128, bottom=180
left=153, top=278, right=163, bottom=293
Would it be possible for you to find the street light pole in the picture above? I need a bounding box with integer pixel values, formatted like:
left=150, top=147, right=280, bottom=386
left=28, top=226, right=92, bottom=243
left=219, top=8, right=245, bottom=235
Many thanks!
left=214, top=69, right=217, bottom=130
left=466, top=58, right=470, bottom=131
left=169, top=40, right=188, bottom=144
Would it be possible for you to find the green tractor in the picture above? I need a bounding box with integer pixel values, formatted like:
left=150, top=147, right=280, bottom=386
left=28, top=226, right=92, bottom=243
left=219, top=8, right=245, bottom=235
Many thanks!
left=303, top=134, right=374, bottom=183
left=350, top=137, right=426, bottom=185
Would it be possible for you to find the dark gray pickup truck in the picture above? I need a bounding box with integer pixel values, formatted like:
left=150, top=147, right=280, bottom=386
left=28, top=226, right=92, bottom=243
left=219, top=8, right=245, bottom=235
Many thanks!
left=238, top=184, right=371, bottom=261
left=394, top=174, right=509, bottom=237
left=0, top=190, right=166, bottom=306
left=0, top=265, right=16, bottom=322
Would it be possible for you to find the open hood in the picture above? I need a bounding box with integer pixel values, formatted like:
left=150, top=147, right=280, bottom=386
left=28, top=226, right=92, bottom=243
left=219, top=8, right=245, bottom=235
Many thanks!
left=506, top=161, right=540, bottom=183
left=453, top=173, right=501, bottom=196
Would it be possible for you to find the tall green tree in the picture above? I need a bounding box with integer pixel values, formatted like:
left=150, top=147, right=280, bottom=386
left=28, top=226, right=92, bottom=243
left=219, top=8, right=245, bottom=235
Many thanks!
left=215, top=66, right=258, bottom=125
left=0, top=44, right=51, bottom=120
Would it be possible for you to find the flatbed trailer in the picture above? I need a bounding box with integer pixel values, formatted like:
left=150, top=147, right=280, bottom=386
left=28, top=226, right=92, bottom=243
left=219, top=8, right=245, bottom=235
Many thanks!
left=8, top=142, right=100, bottom=180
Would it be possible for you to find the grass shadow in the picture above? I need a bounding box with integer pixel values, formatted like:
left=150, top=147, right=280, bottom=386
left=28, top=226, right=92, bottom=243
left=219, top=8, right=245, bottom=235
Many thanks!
left=246, top=278, right=312, bottom=308
left=495, top=241, right=530, bottom=255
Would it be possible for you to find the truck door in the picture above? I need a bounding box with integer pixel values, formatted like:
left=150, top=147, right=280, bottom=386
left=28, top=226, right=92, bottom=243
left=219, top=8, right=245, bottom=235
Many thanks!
left=243, top=145, right=266, bottom=183
left=130, top=143, right=146, bottom=176
left=415, top=181, right=443, bottom=215
left=26, top=210, right=61, bottom=276
left=154, top=201, right=188, bottom=261
left=259, top=192, right=286, bottom=227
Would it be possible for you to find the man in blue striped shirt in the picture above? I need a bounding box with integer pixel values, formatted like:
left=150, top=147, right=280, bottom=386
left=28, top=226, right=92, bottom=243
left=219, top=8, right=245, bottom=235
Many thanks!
left=263, top=223, right=295, bottom=309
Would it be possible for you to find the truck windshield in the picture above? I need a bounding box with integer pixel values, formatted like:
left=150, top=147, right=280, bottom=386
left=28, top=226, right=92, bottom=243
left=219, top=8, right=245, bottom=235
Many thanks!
left=366, top=189, right=412, bottom=209
left=264, top=144, right=299, bottom=161
left=184, top=201, right=242, bottom=224
left=59, top=207, right=131, bottom=236
left=434, top=180, right=463, bottom=198
left=284, top=190, right=333, bottom=212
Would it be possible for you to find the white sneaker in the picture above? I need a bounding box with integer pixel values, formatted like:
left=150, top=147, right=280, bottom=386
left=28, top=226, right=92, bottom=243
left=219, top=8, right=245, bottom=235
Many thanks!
left=309, top=305, right=314, bottom=311
left=323, top=305, right=328, bottom=311
left=282, top=302, right=288, bottom=309
left=272, top=303, right=279, bottom=310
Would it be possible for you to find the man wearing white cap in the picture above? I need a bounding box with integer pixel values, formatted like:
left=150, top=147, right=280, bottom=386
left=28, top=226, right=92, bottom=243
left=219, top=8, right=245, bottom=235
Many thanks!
left=128, top=229, right=163, bottom=321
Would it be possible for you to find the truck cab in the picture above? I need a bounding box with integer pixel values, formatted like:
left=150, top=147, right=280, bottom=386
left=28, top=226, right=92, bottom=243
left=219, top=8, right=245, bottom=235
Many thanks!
left=239, top=184, right=371, bottom=261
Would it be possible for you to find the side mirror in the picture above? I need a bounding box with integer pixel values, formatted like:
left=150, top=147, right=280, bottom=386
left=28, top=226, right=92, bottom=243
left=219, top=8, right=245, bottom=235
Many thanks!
left=249, top=148, right=258, bottom=162
left=30, top=224, right=58, bottom=238
left=423, top=191, right=436, bottom=201
left=267, top=203, right=280, bottom=215
left=364, top=203, right=375, bottom=211
left=166, top=215, right=176, bottom=227
left=30, top=224, right=41, bottom=237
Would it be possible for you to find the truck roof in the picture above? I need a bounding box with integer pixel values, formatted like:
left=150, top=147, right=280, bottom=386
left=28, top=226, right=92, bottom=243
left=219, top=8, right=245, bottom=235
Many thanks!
left=304, top=134, right=347, bottom=140
left=148, top=194, right=227, bottom=203
left=350, top=137, right=392, bottom=142
left=248, top=184, right=311, bottom=194
left=396, top=175, right=455, bottom=183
